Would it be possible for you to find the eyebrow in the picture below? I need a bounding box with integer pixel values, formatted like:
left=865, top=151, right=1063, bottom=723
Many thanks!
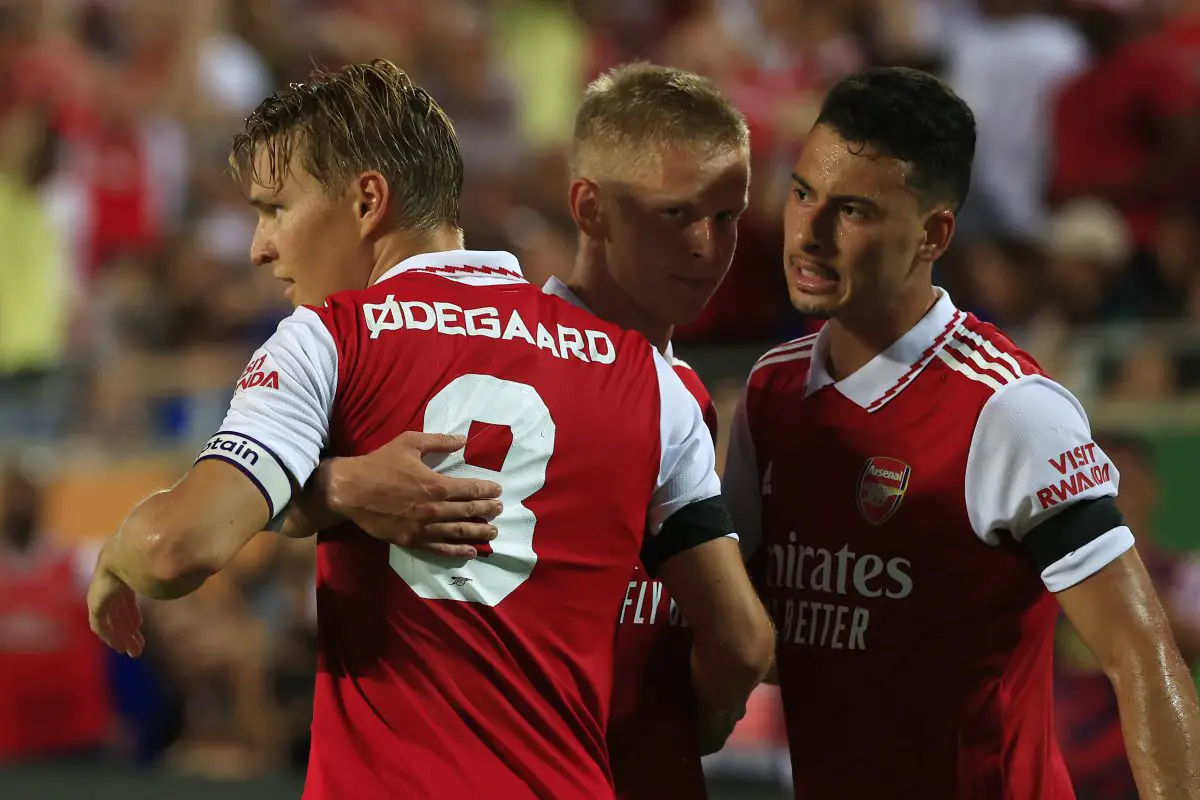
left=792, top=173, right=881, bottom=211
left=248, top=197, right=279, bottom=211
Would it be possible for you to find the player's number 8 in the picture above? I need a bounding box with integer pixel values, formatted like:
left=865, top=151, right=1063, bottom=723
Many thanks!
left=388, top=374, right=555, bottom=606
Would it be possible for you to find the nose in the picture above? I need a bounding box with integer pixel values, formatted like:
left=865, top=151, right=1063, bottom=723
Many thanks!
left=687, top=217, right=717, bottom=261
left=250, top=224, right=275, bottom=268
left=792, top=202, right=836, bottom=256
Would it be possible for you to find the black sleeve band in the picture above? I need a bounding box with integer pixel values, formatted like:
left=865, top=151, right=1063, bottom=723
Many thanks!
left=642, top=496, right=736, bottom=578
left=1021, top=496, right=1125, bottom=573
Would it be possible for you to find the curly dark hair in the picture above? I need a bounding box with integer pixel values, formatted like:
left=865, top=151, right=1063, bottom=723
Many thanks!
left=815, top=67, right=976, bottom=212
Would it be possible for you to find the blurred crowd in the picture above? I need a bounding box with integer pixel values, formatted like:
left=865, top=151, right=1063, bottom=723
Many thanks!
left=1, top=0, right=1199, bottom=793
left=1, top=0, right=1199, bottom=447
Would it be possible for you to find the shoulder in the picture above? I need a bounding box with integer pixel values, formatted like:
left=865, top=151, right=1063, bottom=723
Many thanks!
left=671, top=356, right=710, bottom=402
left=747, top=331, right=819, bottom=387
left=934, top=314, right=1048, bottom=401
left=244, top=305, right=336, bottom=368
left=975, top=373, right=1089, bottom=442
left=752, top=331, right=820, bottom=373
left=539, top=288, right=646, bottom=344
left=738, top=332, right=821, bottom=427
left=670, top=355, right=720, bottom=440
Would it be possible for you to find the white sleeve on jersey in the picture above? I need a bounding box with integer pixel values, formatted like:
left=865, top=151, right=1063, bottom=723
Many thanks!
left=965, top=375, right=1134, bottom=592
left=195, top=306, right=338, bottom=521
left=647, top=347, right=725, bottom=536
left=723, top=389, right=763, bottom=562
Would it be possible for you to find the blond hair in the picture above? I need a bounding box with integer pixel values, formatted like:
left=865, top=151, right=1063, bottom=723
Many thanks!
left=570, top=62, right=749, bottom=177
left=229, top=59, right=462, bottom=233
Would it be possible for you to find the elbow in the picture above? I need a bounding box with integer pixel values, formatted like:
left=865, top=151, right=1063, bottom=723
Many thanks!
left=145, top=541, right=217, bottom=600
left=707, top=607, right=776, bottom=690
left=128, top=508, right=221, bottom=599
left=736, top=611, right=778, bottom=685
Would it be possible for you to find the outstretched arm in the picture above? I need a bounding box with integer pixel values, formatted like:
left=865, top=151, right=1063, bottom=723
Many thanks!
left=98, top=460, right=272, bottom=600
left=965, top=375, right=1200, bottom=799
left=90, top=307, right=335, bottom=655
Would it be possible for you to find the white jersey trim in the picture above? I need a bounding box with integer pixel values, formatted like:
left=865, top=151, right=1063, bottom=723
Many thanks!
left=937, top=322, right=1024, bottom=392
left=196, top=431, right=293, bottom=519
left=375, top=249, right=525, bottom=287
left=1042, top=525, right=1135, bottom=593
left=750, top=345, right=815, bottom=376
left=756, top=332, right=819, bottom=363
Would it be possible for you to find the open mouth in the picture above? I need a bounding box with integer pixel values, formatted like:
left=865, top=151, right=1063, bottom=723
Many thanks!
left=789, top=257, right=839, bottom=295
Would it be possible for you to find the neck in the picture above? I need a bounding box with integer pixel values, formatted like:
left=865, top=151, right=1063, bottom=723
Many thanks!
left=366, top=226, right=464, bottom=286
left=568, top=240, right=673, bottom=354
left=824, top=284, right=939, bottom=381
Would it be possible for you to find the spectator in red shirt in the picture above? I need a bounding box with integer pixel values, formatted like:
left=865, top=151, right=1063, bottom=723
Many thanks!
left=1049, top=0, right=1200, bottom=251
left=0, top=464, right=113, bottom=763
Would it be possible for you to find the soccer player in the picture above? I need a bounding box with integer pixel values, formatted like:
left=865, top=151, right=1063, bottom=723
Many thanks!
left=287, top=62, right=753, bottom=798
left=565, top=64, right=749, bottom=799
left=304, top=63, right=753, bottom=799
left=722, top=67, right=1200, bottom=799
left=86, top=61, right=773, bottom=799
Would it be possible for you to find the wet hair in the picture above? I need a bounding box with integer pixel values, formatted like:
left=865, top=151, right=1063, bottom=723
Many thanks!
left=816, top=67, right=976, bottom=211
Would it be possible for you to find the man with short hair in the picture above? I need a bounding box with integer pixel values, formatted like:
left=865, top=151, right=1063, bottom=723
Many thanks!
left=566, top=63, right=750, bottom=798
left=723, top=66, right=1200, bottom=799
left=87, top=60, right=773, bottom=800
left=301, top=62, right=758, bottom=798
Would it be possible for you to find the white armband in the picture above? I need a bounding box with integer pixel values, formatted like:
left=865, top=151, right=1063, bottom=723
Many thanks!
left=196, top=431, right=293, bottom=521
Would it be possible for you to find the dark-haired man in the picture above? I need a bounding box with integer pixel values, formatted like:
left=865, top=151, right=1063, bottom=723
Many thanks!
left=723, top=67, right=1200, bottom=799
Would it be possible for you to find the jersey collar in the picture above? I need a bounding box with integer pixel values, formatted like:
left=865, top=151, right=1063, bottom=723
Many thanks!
left=374, top=249, right=524, bottom=285
left=806, top=289, right=964, bottom=412
left=542, top=276, right=676, bottom=361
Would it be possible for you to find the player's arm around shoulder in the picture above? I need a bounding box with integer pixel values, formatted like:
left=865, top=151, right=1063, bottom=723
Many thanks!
left=645, top=349, right=775, bottom=753
left=90, top=308, right=336, bottom=653
left=966, top=376, right=1200, bottom=799
left=279, top=431, right=503, bottom=559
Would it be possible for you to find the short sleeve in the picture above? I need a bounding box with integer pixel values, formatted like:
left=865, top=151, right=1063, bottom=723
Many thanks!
left=642, top=346, right=734, bottom=576
left=723, top=388, right=763, bottom=563
left=195, top=306, right=338, bottom=522
left=965, top=376, right=1134, bottom=592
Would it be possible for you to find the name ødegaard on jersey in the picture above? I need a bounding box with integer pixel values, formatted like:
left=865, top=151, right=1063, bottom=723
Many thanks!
left=763, top=531, right=914, bottom=652
left=363, top=296, right=617, bottom=364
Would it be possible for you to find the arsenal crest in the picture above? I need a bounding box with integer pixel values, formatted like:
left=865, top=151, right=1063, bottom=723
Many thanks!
left=857, top=457, right=911, bottom=526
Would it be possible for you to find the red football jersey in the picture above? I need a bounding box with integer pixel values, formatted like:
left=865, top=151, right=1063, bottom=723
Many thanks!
left=197, top=251, right=728, bottom=800
left=0, top=545, right=112, bottom=760
left=723, top=291, right=1134, bottom=799
left=541, top=277, right=718, bottom=799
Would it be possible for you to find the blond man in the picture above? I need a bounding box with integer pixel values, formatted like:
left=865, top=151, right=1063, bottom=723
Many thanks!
left=87, top=60, right=771, bottom=799
left=308, top=63, right=763, bottom=798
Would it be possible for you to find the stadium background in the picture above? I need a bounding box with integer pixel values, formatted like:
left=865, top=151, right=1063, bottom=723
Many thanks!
left=1, top=0, right=1198, bottom=797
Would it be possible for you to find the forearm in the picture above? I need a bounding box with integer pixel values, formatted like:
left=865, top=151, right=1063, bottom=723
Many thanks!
left=293, top=458, right=349, bottom=530
left=1113, top=648, right=1200, bottom=799
left=102, top=492, right=214, bottom=600
left=690, top=649, right=749, bottom=754
left=689, top=626, right=773, bottom=718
